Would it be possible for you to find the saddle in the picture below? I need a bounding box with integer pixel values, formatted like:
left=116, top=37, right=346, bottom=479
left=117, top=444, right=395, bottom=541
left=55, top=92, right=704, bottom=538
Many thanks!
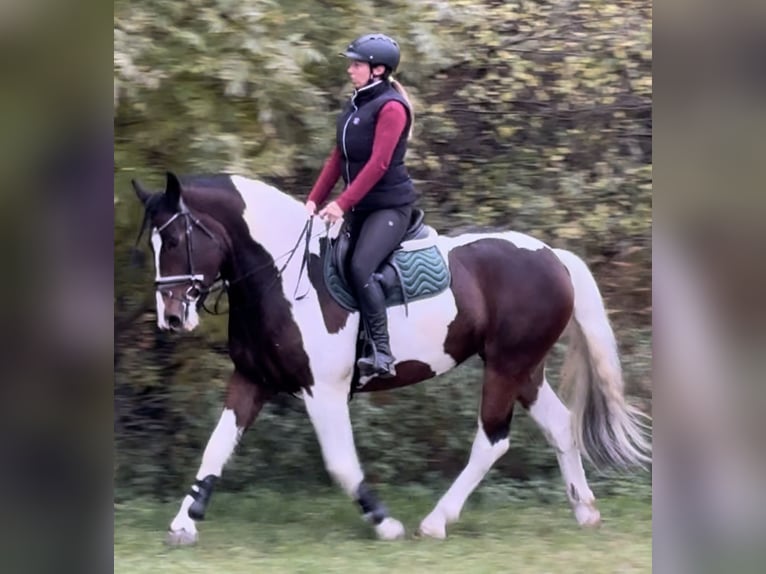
left=324, top=208, right=451, bottom=312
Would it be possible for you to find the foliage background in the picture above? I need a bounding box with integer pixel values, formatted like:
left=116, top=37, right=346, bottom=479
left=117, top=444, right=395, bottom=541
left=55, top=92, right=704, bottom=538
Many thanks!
left=113, top=0, right=651, bottom=499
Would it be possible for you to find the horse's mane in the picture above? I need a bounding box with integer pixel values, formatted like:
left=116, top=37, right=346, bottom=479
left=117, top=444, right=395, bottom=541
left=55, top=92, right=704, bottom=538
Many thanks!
left=139, top=173, right=239, bottom=226
left=179, top=173, right=239, bottom=194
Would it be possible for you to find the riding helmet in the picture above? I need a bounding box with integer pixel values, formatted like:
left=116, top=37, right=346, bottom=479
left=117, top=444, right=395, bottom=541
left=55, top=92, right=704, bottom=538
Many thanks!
left=340, top=33, right=401, bottom=73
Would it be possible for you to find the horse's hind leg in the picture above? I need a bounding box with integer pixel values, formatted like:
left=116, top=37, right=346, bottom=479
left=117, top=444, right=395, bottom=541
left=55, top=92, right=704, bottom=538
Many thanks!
left=418, top=366, right=517, bottom=539
left=167, top=370, right=267, bottom=546
left=523, top=367, right=601, bottom=527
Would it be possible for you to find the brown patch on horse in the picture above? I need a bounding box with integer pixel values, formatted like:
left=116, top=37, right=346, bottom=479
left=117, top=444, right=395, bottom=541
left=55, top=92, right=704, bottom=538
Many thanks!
left=227, top=286, right=314, bottom=396
left=307, top=248, right=350, bottom=334
left=517, top=361, right=545, bottom=409
left=442, top=249, right=489, bottom=364
left=441, top=238, right=574, bottom=443
left=356, top=360, right=437, bottom=392
left=480, top=366, right=520, bottom=444
left=444, top=238, right=574, bottom=374
left=224, top=370, right=272, bottom=428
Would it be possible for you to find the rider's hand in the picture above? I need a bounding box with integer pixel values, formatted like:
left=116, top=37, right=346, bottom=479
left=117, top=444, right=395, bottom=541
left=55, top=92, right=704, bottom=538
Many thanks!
left=318, top=201, right=344, bottom=224
left=305, top=200, right=317, bottom=216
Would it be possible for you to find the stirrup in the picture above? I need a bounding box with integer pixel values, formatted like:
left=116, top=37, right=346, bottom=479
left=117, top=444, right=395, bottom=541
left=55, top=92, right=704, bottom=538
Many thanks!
left=357, top=353, right=396, bottom=379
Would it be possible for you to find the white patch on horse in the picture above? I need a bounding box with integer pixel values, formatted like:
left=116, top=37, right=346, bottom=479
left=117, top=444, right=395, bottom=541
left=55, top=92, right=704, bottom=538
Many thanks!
left=528, top=377, right=600, bottom=526
left=375, top=517, right=406, bottom=540
left=184, top=298, right=200, bottom=331
left=418, top=421, right=510, bottom=539
left=444, top=230, right=550, bottom=252
left=196, top=408, right=243, bottom=479
left=151, top=229, right=168, bottom=330
left=386, top=280, right=458, bottom=375
left=231, top=175, right=312, bottom=276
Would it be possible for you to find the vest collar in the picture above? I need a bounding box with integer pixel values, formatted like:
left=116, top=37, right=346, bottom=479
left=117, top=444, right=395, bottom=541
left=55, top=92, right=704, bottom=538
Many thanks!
left=351, top=79, right=390, bottom=107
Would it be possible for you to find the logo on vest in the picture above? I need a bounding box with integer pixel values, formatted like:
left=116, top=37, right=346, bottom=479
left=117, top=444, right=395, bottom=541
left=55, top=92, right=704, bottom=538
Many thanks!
left=352, top=117, right=360, bottom=125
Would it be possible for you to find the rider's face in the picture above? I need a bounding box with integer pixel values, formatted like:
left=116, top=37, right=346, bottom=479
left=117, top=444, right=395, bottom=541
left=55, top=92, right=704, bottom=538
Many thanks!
left=347, top=60, right=371, bottom=89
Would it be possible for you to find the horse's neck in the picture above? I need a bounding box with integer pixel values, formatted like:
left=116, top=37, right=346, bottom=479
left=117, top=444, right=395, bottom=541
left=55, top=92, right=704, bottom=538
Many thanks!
left=238, top=184, right=308, bottom=269
left=222, top=179, right=312, bottom=303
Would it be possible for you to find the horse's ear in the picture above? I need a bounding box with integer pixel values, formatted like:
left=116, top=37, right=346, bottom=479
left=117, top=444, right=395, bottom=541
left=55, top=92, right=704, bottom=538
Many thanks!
left=164, top=171, right=182, bottom=208
left=131, top=179, right=152, bottom=205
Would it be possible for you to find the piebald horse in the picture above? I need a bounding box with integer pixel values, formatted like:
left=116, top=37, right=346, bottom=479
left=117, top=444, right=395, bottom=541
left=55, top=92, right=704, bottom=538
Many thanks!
left=132, top=172, right=650, bottom=544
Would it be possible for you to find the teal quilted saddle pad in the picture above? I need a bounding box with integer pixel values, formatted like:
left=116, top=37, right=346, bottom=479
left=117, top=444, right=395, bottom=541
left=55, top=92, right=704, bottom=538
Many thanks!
left=324, top=242, right=451, bottom=312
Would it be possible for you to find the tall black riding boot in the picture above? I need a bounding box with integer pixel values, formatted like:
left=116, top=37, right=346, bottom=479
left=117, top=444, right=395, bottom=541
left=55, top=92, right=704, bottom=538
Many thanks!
left=357, top=278, right=396, bottom=379
left=358, top=311, right=396, bottom=378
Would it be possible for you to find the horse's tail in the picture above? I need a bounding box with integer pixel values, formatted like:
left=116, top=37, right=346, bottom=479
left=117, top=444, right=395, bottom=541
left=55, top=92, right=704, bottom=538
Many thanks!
left=554, top=248, right=651, bottom=471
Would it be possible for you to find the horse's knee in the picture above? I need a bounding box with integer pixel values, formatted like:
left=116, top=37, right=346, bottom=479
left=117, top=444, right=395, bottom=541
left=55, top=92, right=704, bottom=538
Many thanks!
left=472, top=424, right=511, bottom=471
left=480, top=417, right=513, bottom=446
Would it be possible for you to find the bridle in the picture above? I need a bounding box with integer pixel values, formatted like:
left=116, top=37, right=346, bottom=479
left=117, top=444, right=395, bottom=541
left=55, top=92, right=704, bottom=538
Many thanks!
left=140, top=202, right=329, bottom=317
left=151, top=200, right=221, bottom=318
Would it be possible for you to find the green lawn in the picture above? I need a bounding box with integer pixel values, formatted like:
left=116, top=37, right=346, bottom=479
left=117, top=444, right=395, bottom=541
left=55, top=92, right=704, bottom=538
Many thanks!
left=115, top=486, right=651, bottom=573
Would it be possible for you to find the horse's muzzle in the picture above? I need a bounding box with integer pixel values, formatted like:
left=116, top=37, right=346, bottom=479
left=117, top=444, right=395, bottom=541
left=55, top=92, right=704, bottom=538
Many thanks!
left=166, top=313, right=183, bottom=331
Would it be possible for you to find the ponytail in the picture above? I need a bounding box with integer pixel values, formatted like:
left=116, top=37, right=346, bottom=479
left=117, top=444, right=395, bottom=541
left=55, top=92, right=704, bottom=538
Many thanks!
left=390, top=78, right=414, bottom=140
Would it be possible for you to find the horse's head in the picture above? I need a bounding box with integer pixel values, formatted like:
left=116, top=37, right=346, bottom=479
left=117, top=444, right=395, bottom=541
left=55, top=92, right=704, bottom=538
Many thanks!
left=133, top=172, right=226, bottom=332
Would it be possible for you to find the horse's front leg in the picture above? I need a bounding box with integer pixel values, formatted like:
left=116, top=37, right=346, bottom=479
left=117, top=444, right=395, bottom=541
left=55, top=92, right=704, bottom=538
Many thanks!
left=167, top=370, right=267, bottom=546
left=302, top=383, right=405, bottom=540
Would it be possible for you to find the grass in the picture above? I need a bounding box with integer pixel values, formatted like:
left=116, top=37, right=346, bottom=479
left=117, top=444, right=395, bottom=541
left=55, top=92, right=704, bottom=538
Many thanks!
left=114, top=484, right=651, bottom=573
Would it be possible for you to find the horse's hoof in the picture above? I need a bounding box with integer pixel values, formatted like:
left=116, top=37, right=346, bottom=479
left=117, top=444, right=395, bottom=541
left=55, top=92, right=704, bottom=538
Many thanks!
left=574, top=503, right=601, bottom=528
left=375, top=517, right=405, bottom=540
left=165, top=528, right=198, bottom=546
left=416, top=514, right=447, bottom=540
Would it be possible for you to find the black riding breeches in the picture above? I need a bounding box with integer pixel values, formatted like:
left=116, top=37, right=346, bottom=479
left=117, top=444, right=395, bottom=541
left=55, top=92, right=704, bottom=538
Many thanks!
left=346, top=205, right=413, bottom=313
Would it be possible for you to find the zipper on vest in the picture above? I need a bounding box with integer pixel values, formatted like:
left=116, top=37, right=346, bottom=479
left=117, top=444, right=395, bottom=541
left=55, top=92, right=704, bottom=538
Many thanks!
left=341, top=82, right=382, bottom=186
left=341, top=97, right=358, bottom=185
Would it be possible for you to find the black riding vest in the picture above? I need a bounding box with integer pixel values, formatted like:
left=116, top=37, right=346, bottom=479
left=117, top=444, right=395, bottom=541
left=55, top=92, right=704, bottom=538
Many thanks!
left=335, top=80, right=416, bottom=211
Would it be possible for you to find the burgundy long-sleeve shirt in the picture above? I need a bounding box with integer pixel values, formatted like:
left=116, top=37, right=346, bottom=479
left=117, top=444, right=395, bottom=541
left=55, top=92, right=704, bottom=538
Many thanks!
left=308, top=100, right=408, bottom=212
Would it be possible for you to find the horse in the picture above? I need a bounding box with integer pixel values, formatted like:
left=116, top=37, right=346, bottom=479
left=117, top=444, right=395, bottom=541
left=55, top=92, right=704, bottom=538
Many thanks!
left=131, top=171, right=650, bottom=545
